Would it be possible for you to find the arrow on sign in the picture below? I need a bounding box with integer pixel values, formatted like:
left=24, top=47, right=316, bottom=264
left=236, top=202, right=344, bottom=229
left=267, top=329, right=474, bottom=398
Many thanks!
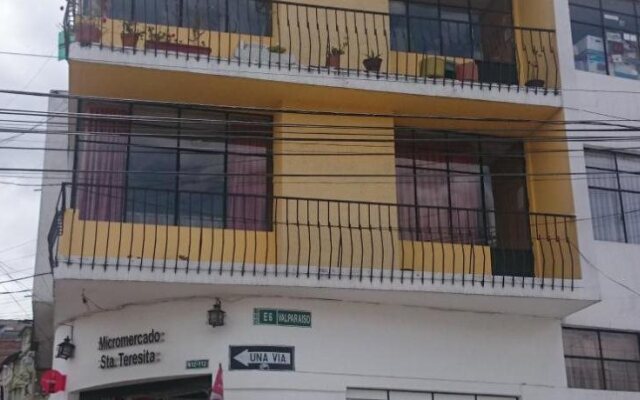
left=233, top=349, right=291, bottom=367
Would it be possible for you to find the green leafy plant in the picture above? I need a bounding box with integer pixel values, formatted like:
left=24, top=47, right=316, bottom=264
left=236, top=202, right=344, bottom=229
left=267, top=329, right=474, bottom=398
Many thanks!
left=268, top=45, right=287, bottom=54
left=364, top=50, right=382, bottom=60
left=328, top=41, right=348, bottom=56
left=189, top=15, right=207, bottom=47
left=146, top=27, right=168, bottom=42
left=122, top=21, right=144, bottom=38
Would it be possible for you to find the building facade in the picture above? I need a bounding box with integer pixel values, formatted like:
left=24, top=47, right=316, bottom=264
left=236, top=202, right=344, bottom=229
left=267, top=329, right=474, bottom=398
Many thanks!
left=0, top=321, right=32, bottom=365
left=1, top=327, right=42, bottom=400
left=31, top=0, right=640, bottom=399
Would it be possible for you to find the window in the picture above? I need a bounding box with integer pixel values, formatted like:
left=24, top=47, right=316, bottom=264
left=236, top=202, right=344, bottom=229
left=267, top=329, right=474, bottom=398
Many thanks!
left=87, top=0, right=271, bottom=36
left=585, top=148, right=640, bottom=243
left=346, top=388, right=518, bottom=400
left=75, top=101, right=272, bottom=231
left=395, top=130, right=533, bottom=276
left=569, top=0, right=640, bottom=79
left=563, top=327, right=640, bottom=391
left=389, top=0, right=513, bottom=60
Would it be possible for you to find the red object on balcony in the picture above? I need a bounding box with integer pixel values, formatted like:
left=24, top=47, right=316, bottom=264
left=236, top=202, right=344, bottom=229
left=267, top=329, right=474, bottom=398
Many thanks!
left=455, top=60, right=479, bottom=81
left=40, top=370, right=67, bottom=394
left=145, top=40, right=211, bottom=56
left=75, top=23, right=101, bottom=46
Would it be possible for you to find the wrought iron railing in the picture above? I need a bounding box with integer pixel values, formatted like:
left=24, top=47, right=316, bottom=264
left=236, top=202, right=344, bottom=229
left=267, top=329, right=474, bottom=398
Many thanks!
left=62, top=0, right=559, bottom=94
left=49, top=183, right=578, bottom=290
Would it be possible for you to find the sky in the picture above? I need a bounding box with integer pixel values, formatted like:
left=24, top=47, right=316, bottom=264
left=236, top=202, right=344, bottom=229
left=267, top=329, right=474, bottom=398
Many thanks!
left=0, top=0, right=68, bottom=319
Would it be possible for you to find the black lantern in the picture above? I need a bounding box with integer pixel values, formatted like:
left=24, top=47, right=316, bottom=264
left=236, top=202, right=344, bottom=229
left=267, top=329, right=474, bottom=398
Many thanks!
left=208, top=299, right=226, bottom=328
left=56, top=336, right=75, bottom=360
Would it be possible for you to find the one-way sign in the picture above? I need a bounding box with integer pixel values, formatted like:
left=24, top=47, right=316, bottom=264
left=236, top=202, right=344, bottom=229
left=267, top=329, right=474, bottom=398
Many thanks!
left=229, top=346, right=295, bottom=371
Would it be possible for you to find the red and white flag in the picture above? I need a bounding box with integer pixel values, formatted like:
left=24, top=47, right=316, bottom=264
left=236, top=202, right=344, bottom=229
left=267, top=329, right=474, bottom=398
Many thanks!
left=210, top=363, right=224, bottom=400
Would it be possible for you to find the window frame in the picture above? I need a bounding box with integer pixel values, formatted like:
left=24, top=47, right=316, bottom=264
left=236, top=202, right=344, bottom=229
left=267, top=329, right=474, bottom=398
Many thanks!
left=389, top=0, right=515, bottom=59
left=346, top=388, right=519, bottom=400
left=569, top=0, right=640, bottom=78
left=563, top=326, right=640, bottom=392
left=72, top=99, right=274, bottom=231
left=394, top=129, right=530, bottom=246
left=585, top=148, right=640, bottom=244
left=86, top=0, right=273, bottom=36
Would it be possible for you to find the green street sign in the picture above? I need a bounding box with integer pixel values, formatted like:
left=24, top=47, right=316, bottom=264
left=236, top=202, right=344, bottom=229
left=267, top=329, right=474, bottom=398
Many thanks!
left=254, top=309, right=312, bottom=328
left=186, top=359, right=209, bottom=369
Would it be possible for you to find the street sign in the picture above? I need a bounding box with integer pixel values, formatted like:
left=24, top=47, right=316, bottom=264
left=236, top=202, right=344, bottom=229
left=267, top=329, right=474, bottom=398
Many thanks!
left=253, top=309, right=311, bottom=328
left=186, top=359, right=209, bottom=369
left=229, top=346, right=295, bottom=371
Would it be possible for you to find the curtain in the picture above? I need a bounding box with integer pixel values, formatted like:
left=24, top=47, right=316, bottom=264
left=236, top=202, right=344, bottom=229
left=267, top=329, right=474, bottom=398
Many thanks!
left=226, top=117, right=270, bottom=230
left=394, top=132, right=485, bottom=243
left=76, top=102, right=130, bottom=221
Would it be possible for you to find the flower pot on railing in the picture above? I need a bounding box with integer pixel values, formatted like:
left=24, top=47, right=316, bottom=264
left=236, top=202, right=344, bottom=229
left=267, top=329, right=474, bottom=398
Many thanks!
left=363, top=54, right=383, bottom=73
left=326, top=53, right=341, bottom=69
left=145, top=40, right=211, bottom=56
left=326, top=43, right=347, bottom=69
left=121, top=21, right=144, bottom=48
left=525, top=79, right=545, bottom=88
left=75, top=23, right=102, bottom=46
left=121, top=33, right=142, bottom=48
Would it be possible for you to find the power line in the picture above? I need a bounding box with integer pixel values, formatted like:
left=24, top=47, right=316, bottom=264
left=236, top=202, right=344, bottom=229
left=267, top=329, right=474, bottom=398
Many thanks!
left=0, top=272, right=51, bottom=285
left=0, top=239, right=35, bottom=255
left=4, top=88, right=640, bottom=125
left=0, top=289, right=31, bottom=295
left=0, top=51, right=59, bottom=60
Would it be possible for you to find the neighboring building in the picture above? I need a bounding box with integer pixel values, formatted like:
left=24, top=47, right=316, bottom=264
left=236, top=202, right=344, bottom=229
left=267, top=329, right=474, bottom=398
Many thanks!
left=0, top=321, right=31, bottom=367
left=31, top=0, right=639, bottom=399
left=1, top=327, right=41, bottom=400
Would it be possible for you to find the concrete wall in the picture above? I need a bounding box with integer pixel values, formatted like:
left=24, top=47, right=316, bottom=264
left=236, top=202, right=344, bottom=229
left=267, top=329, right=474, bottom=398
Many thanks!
left=552, top=0, right=640, bottom=332
left=50, top=297, right=569, bottom=399
left=32, top=92, right=72, bottom=370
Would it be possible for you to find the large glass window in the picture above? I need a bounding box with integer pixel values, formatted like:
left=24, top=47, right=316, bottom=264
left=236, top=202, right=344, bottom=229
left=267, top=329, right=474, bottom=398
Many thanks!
left=585, top=148, right=640, bottom=243
left=389, top=0, right=513, bottom=60
left=569, top=0, right=640, bottom=79
left=87, top=0, right=271, bottom=36
left=394, top=130, right=532, bottom=276
left=346, top=388, right=518, bottom=400
left=563, top=327, right=640, bottom=391
left=75, top=101, right=272, bottom=231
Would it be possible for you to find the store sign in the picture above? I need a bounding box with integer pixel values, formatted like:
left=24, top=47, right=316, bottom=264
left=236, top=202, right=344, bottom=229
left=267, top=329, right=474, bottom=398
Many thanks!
left=98, top=329, right=164, bottom=369
left=186, top=359, right=209, bottom=369
left=229, top=346, right=295, bottom=371
left=253, top=309, right=311, bottom=328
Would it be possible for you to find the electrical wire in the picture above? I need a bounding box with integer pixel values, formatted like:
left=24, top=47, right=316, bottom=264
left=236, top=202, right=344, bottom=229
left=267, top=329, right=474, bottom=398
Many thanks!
left=4, top=88, right=640, bottom=125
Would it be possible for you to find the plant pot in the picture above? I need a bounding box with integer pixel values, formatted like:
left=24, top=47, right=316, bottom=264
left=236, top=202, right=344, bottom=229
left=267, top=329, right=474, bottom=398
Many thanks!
left=121, top=32, right=141, bottom=48
left=363, top=57, right=382, bottom=73
left=145, top=40, right=211, bottom=56
left=325, top=54, right=341, bottom=69
left=75, top=23, right=101, bottom=46
left=525, top=79, right=545, bottom=88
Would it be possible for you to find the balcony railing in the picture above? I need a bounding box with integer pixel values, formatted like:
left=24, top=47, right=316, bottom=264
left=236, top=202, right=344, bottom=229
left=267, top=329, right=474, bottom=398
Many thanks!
left=62, top=0, right=559, bottom=94
left=49, top=183, right=578, bottom=290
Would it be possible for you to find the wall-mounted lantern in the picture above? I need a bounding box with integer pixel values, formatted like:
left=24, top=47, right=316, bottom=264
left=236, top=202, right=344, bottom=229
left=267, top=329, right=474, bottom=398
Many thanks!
left=55, top=336, right=75, bottom=360
left=208, top=298, right=226, bottom=328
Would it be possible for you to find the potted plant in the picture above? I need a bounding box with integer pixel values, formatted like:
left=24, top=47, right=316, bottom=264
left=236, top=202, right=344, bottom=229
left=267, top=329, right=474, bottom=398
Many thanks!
left=363, top=51, right=383, bottom=73
left=525, top=57, right=545, bottom=88
left=268, top=45, right=287, bottom=54
left=75, top=16, right=103, bottom=47
left=121, top=21, right=144, bottom=48
left=144, top=27, right=211, bottom=56
left=326, top=41, right=348, bottom=69
left=186, top=16, right=211, bottom=56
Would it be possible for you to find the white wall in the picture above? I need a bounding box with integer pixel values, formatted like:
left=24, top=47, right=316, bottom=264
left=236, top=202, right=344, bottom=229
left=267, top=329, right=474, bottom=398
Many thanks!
left=50, top=297, right=569, bottom=399
left=553, top=0, right=640, bottom=332
left=32, top=91, right=73, bottom=370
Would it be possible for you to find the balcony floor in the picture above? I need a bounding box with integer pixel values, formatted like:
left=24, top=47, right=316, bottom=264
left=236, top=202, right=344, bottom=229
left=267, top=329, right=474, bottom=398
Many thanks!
left=68, top=44, right=563, bottom=109
left=53, top=261, right=598, bottom=323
